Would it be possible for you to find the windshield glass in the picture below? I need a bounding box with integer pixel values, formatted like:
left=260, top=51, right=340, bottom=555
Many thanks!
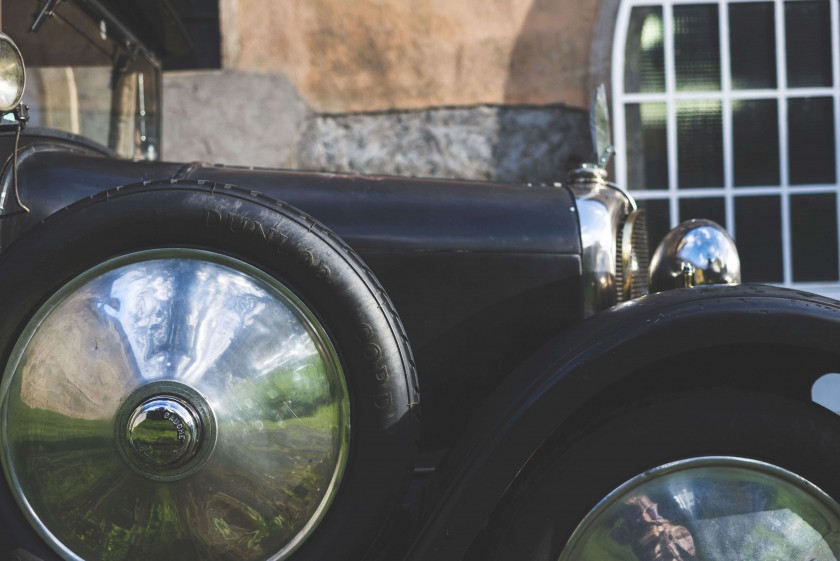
left=2, top=0, right=161, bottom=159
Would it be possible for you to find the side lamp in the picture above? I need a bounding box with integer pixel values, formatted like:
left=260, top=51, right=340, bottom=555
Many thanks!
left=649, top=219, right=741, bottom=293
left=0, top=32, right=26, bottom=117
left=0, top=33, right=28, bottom=213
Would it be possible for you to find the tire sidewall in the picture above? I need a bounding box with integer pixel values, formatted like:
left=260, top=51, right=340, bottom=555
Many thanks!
left=488, top=391, right=840, bottom=560
left=0, top=182, right=418, bottom=560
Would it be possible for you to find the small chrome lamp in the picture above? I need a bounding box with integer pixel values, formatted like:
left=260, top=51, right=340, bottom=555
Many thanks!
left=649, top=219, right=741, bottom=293
left=0, top=33, right=26, bottom=116
left=0, top=33, right=28, bottom=212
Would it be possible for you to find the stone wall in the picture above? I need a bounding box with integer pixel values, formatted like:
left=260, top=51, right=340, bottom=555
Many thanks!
left=162, top=70, right=309, bottom=168
left=163, top=0, right=619, bottom=181
left=163, top=70, right=589, bottom=183
left=219, top=0, right=610, bottom=113
left=295, top=105, right=589, bottom=183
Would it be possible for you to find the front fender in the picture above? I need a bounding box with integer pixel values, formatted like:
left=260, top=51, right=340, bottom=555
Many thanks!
left=405, top=284, right=840, bottom=561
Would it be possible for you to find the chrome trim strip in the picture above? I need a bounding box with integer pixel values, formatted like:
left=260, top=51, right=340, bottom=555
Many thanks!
left=569, top=167, right=634, bottom=317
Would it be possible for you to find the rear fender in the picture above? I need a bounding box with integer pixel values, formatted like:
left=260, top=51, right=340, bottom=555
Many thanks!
left=405, top=284, right=840, bottom=561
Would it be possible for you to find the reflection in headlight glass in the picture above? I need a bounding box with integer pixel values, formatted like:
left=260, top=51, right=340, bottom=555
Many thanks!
left=0, top=40, right=23, bottom=111
left=559, top=458, right=840, bottom=561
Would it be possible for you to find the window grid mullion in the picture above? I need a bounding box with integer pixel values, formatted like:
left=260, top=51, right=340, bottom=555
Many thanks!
left=632, top=184, right=840, bottom=198
left=775, top=0, right=793, bottom=285
left=612, top=1, right=630, bottom=191
left=832, top=0, right=840, bottom=282
left=719, top=0, right=736, bottom=236
left=623, top=87, right=837, bottom=102
left=664, top=1, right=680, bottom=227
left=663, top=0, right=822, bottom=4
left=619, top=0, right=840, bottom=291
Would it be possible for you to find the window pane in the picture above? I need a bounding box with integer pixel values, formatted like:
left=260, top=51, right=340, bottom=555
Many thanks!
left=625, top=6, right=666, bottom=93
left=729, top=3, right=776, bottom=89
left=626, top=103, right=668, bottom=189
left=680, top=197, right=725, bottom=226
left=674, top=4, right=721, bottom=92
left=677, top=100, right=723, bottom=188
left=791, top=194, right=839, bottom=281
left=785, top=1, right=832, bottom=88
left=735, top=196, right=783, bottom=282
left=788, top=97, right=836, bottom=185
left=637, top=199, right=671, bottom=250
left=733, top=99, right=780, bottom=187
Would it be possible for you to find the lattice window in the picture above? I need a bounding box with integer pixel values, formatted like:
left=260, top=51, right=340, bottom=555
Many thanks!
left=613, top=0, right=840, bottom=297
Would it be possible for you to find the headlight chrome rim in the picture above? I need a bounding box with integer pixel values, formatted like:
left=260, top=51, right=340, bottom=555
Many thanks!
left=649, top=219, right=741, bottom=293
left=0, top=248, right=350, bottom=561
left=560, top=456, right=840, bottom=560
left=0, top=32, right=25, bottom=114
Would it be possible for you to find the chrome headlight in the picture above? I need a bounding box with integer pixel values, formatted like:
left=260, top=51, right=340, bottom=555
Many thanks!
left=0, top=33, right=25, bottom=114
left=649, top=219, right=741, bottom=293
left=0, top=249, right=350, bottom=561
left=559, top=457, right=840, bottom=561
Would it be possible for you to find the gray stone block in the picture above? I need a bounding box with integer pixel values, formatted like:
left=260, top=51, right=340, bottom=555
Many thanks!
left=163, top=70, right=591, bottom=183
left=162, top=70, right=310, bottom=167
left=295, top=105, right=590, bottom=183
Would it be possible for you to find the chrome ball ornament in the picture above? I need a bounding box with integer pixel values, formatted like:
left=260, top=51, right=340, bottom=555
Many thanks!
left=0, top=249, right=350, bottom=561
left=649, top=219, right=741, bottom=293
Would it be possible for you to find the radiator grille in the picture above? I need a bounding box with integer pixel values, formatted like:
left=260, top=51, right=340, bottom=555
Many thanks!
left=616, top=209, right=650, bottom=303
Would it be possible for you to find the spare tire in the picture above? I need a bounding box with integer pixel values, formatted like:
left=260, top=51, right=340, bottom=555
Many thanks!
left=0, top=180, right=419, bottom=561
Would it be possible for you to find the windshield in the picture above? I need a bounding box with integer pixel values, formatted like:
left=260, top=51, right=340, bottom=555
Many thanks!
left=2, top=0, right=161, bottom=160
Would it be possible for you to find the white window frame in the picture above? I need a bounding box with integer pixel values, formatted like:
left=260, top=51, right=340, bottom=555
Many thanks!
left=612, top=0, right=840, bottom=298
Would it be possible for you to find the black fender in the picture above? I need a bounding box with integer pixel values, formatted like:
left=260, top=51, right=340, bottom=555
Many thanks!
left=404, top=284, right=840, bottom=561
left=1, top=148, right=583, bottom=452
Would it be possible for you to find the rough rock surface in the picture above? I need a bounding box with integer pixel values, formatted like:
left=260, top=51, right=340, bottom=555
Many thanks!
left=163, top=70, right=590, bottom=182
left=295, top=104, right=590, bottom=183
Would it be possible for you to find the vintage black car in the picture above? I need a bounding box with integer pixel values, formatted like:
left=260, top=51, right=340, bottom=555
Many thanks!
left=2, top=2, right=840, bottom=561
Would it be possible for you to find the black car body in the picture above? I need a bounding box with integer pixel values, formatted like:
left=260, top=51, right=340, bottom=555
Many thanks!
left=2, top=2, right=840, bottom=561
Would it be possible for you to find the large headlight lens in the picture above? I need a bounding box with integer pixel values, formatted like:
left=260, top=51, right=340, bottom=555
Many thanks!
left=0, top=249, right=349, bottom=561
left=0, top=33, right=25, bottom=114
left=560, top=457, right=840, bottom=561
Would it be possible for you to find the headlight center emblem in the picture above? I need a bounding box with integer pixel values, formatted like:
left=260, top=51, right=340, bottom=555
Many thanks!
left=127, top=396, right=201, bottom=466
left=116, top=381, right=217, bottom=481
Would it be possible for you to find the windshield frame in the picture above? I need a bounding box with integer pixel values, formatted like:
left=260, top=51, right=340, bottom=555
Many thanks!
left=8, top=0, right=164, bottom=160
